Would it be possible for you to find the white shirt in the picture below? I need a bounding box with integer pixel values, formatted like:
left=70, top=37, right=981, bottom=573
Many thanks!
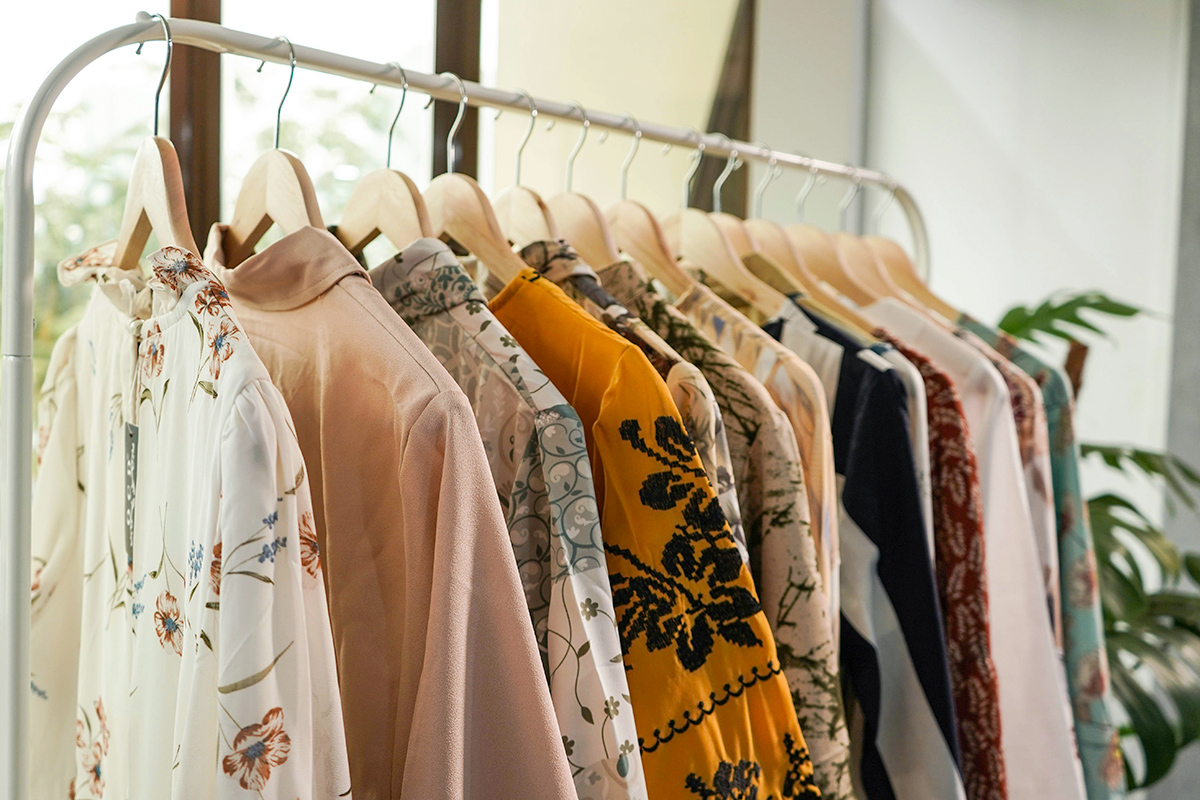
left=30, top=244, right=351, bottom=800
left=866, top=298, right=1085, bottom=800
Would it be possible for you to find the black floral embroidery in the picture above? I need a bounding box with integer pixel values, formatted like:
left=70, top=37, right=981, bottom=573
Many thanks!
left=606, top=415, right=760, bottom=672
left=683, top=733, right=819, bottom=799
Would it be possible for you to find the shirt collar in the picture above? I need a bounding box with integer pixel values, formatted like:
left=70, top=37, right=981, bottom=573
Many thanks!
left=204, top=224, right=368, bottom=311
left=367, top=237, right=485, bottom=325
left=518, top=240, right=599, bottom=283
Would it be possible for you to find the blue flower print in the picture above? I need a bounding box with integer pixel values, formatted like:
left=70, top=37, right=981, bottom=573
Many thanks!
left=188, top=541, right=204, bottom=583
left=262, top=510, right=279, bottom=530
left=132, top=602, right=144, bottom=620
left=258, top=537, right=288, bottom=564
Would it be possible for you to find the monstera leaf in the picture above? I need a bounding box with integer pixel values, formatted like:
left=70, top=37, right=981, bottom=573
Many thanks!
left=997, top=291, right=1142, bottom=344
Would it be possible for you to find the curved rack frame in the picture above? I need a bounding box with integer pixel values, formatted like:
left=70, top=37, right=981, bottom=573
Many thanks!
left=1, top=16, right=930, bottom=797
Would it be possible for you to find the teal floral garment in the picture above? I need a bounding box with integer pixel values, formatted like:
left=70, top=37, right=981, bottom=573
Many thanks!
left=959, top=314, right=1126, bottom=797
left=371, top=238, right=647, bottom=800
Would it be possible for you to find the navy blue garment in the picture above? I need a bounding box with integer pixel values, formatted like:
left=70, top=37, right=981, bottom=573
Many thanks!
left=764, top=298, right=960, bottom=800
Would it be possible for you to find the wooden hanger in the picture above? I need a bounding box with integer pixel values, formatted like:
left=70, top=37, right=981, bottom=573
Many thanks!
left=664, top=145, right=787, bottom=317
left=553, top=111, right=640, bottom=269
left=607, top=199, right=694, bottom=297
left=113, top=136, right=199, bottom=269
left=336, top=65, right=432, bottom=255
left=865, top=235, right=960, bottom=321
left=492, top=91, right=560, bottom=249
left=423, top=72, right=527, bottom=284
left=112, top=17, right=197, bottom=269
left=743, top=218, right=879, bottom=335
left=223, top=39, right=324, bottom=267
left=785, top=223, right=877, bottom=305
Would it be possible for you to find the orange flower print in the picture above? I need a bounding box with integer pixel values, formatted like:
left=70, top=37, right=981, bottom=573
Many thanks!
left=1073, top=649, right=1108, bottom=716
left=140, top=321, right=166, bottom=381
left=31, top=564, right=42, bottom=595
left=222, top=707, right=291, bottom=791
left=195, top=281, right=232, bottom=316
left=207, top=317, right=239, bottom=379
left=81, top=741, right=104, bottom=796
left=95, top=698, right=110, bottom=753
left=1067, top=551, right=1099, bottom=608
left=299, top=511, right=321, bottom=579
left=149, top=246, right=206, bottom=292
left=154, top=590, right=184, bottom=655
left=76, top=718, right=86, bottom=750
left=1102, top=732, right=1125, bottom=789
left=210, top=541, right=223, bottom=597
left=67, top=777, right=75, bottom=800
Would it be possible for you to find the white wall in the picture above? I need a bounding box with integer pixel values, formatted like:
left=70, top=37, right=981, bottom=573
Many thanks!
left=486, top=0, right=739, bottom=219
left=866, top=0, right=1190, bottom=512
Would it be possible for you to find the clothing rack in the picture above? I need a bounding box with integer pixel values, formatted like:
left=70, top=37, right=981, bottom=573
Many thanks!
left=0, top=13, right=931, bottom=798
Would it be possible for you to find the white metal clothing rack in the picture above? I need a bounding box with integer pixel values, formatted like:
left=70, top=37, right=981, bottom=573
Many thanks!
left=0, top=14, right=931, bottom=797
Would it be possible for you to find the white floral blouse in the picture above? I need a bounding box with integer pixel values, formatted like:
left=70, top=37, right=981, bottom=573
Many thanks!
left=371, top=238, right=647, bottom=800
left=30, top=245, right=351, bottom=799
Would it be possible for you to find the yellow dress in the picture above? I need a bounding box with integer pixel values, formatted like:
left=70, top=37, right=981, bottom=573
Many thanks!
left=492, top=269, right=820, bottom=799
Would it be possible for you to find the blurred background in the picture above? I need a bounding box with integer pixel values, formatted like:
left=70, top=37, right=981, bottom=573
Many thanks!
left=1, top=2, right=1197, bottom=793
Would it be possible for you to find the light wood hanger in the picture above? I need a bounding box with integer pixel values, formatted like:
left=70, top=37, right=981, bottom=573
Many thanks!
left=865, top=235, right=960, bottom=322
left=493, top=90, right=559, bottom=248
left=824, top=177, right=923, bottom=306
left=665, top=142, right=786, bottom=318
left=112, top=17, right=198, bottom=269
left=113, top=137, right=199, bottom=269
left=607, top=199, right=693, bottom=297
left=336, top=64, right=432, bottom=255
left=422, top=72, right=527, bottom=284
left=223, top=38, right=324, bottom=268
left=545, top=104, right=626, bottom=268
left=786, top=223, right=877, bottom=305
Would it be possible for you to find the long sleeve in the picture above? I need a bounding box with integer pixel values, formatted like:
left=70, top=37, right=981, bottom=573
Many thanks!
left=397, top=391, right=574, bottom=800
left=30, top=328, right=86, bottom=800
left=186, top=381, right=351, bottom=799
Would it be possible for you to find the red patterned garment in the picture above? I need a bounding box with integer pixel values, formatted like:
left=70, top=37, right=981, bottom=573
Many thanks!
left=878, top=330, right=1009, bottom=800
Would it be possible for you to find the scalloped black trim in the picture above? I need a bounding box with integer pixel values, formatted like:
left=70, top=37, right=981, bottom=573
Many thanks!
left=639, top=661, right=783, bottom=754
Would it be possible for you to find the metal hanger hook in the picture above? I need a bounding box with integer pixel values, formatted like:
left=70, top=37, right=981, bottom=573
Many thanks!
left=750, top=141, right=781, bottom=218
left=256, top=36, right=296, bottom=149
left=838, top=167, right=863, bottom=231
left=712, top=133, right=742, bottom=215
left=377, top=62, right=408, bottom=169
left=432, top=72, right=468, bottom=175
left=619, top=113, right=642, bottom=200
left=135, top=12, right=172, bottom=137
left=794, top=157, right=823, bottom=222
left=872, top=175, right=898, bottom=233
left=680, top=127, right=705, bottom=210
left=513, top=89, right=536, bottom=187
left=565, top=101, right=590, bottom=191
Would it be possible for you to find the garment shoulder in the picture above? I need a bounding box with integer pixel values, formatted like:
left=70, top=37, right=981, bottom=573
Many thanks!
left=334, top=278, right=466, bottom=396
left=40, top=324, right=80, bottom=395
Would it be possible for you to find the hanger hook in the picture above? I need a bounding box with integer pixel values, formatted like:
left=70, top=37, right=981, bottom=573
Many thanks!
left=681, top=127, right=705, bottom=210
left=749, top=141, right=781, bottom=218
left=378, top=62, right=409, bottom=169
left=712, top=133, right=742, bottom=215
left=565, top=101, right=590, bottom=191
left=794, top=155, right=823, bottom=222
left=135, top=12, right=172, bottom=137
left=513, top=89, right=536, bottom=187
left=256, top=36, right=296, bottom=149
left=872, top=174, right=898, bottom=233
left=838, top=167, right=863, bottom=231
left=430, top=71, right=468, bottom=175
left=619, top=113, right=642, bottom=200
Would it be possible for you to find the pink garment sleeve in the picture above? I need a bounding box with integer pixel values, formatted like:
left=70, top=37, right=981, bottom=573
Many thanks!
left=397, top=391, right=575, bottom=800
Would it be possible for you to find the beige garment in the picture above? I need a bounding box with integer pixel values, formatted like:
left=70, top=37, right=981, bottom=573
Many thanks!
left=674, top=282, right=840, bottom=632
left=206, top=225, right=574, bottom=800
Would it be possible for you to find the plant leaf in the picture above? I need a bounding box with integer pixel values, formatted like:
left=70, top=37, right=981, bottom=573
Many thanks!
left=197, top=381, right=217, bottom=399
left=218, top=641, right=293, bottom=694
left=1110, top=664, right=1177, bottom=786
left=1083, top=447, right=1200, bottom=511
left=997, top=291, right=1142, bottom=344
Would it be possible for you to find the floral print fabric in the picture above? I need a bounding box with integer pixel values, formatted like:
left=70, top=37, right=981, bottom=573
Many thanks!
left=599, top=261, right=852, bottom=798
left=877, top=330, right=1008, bottom=800
left=491, top=268, right=819, bottom=799
left=372, top=238, right=646, bottom=800
left=959, top=315, right=1126, bottom=799
left=31, top=244, right=350, bottom=799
